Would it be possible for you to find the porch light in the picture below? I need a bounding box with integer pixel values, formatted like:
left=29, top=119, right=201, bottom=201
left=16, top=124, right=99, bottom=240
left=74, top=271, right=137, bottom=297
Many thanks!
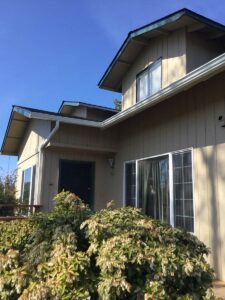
left=108, top=158, right=115, bottom=169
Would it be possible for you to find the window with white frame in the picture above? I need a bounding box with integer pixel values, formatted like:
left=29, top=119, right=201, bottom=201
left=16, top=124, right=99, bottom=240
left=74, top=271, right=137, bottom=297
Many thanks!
left=124, top=161, right=136, bottom=207
left=21, top=166, right=36, bottom=209
left=137, top=59, right=162, bottom=102
left=124, top=149, right=194, bottom=232
left=173, top=151, right=194, bottom=232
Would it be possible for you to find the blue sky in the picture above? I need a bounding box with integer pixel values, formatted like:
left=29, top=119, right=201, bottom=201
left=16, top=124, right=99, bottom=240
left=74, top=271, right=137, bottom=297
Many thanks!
left=0, top=0, right=224, bottom=175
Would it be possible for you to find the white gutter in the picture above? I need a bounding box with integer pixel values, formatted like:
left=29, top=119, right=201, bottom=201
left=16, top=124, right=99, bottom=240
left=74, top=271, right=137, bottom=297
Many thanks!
left=36, top=121, right=60, bottom=205
left=30, top=112, right=101, bottom=128
left=102, top=52, right=225, bottom=128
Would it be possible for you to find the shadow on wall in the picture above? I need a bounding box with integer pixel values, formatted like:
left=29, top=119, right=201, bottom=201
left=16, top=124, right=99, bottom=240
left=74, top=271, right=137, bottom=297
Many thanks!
left=122, top=31, right=187, bottom=110
left=198, top=145, right=225, bottom=280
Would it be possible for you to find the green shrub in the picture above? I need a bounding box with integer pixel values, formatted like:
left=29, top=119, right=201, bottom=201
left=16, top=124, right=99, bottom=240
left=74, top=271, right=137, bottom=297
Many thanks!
left=0, top=192, right=218, bottom=299
left=0, top=174, right=16, bottom=216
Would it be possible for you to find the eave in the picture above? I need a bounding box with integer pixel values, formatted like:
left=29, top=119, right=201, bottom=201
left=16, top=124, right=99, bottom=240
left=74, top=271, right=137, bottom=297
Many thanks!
left=2, top=52, right=225, bottom=156
left=1, top=106, right=101, bottom=156
left=58, top=101, right=118, bottom=114
left=101, top=52, right=225, bottom=128
left=98, top=8, right=225, bottom=92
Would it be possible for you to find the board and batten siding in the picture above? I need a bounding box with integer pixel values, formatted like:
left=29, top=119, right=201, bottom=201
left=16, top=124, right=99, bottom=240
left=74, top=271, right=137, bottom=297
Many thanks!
left=186, top=32, right=225, bottom=73
left=16, top=119, right=51, bottom=200
left=122, top=28, right=187, bottom=110
left=51, top=123, right=118, bottom=153
left=110, top=71, right=225, bottom=281
left=41, top=148, right=113, bottom=212
left=121, top=28, right=225, bottom=112
left=41, top=123, right=119, bottom=211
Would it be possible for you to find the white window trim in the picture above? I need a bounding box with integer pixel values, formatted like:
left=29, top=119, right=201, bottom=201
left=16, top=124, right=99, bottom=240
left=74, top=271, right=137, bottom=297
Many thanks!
left=123, top=160, right=137, bottom=208
left=21, top=165, right=36, bottom=207
left=137, top=58, right=162, bottom=102
left=123, top=148, right=195, bottom=233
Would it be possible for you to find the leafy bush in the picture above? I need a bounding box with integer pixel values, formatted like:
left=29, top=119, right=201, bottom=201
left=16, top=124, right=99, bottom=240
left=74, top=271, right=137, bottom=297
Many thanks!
left=0, top=192, right=218, bottom=299
left=0, top=173, right=16, bottom=216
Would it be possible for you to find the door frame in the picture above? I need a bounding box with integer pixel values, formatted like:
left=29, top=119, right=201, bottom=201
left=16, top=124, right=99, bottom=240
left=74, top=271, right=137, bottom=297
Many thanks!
left=123, top=147, right=195, bottom=233
left=58, top=159, right=95, bottom=208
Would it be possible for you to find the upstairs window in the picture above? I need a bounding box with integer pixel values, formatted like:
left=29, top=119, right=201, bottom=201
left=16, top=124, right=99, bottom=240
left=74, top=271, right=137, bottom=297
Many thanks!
left=137, top=59, right=162, bottom=102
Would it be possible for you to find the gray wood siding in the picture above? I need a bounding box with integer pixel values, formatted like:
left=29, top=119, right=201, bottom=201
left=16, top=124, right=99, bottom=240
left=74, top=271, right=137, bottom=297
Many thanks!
left=51, top=123, right=118, bottom=152
left=16, top=119, right=51, bottom=199
left=42, top=149, right=113, bottom=212
left=122, top=28, right=187, bottom=110
left=186, top=32, right=224, bottom=73
left=111, top=71, right=225, bottom=280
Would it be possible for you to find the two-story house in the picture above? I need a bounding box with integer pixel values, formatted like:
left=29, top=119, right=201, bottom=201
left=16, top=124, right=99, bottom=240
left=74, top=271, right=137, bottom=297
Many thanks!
left=1, top=8, right=225, bottom=280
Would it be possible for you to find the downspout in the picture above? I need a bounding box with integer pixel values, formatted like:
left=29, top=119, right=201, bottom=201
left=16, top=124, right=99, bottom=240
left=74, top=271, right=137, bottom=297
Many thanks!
left=36, top=121, right=60, bottom=205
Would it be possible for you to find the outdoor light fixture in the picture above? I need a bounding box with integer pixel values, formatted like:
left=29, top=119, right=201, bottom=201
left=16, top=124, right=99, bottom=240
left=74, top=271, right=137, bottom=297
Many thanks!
left=218, top=115, right=225, bottom=127
left=108, top=158, right=115, bottom=169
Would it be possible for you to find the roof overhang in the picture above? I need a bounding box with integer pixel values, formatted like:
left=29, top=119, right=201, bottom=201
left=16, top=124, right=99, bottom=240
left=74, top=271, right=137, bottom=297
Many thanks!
left=58, top=101, right=118, bottom=114
left=2, top=52, right=225, bottom=156
left=1, top=106, right=101, bottom=156
left=98, top=8, right=225, bottom=92
left=101, top=52, right=225, bottom=128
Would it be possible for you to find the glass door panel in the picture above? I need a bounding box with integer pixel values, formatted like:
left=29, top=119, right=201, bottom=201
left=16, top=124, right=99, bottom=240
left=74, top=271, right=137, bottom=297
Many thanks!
left=138, top=155, right=169, bottom=223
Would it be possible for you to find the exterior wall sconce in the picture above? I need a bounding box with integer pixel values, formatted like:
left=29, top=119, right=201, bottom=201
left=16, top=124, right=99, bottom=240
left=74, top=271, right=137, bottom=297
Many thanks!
left=218, top=115, right=225, bottom=127
left=108, top=158, right=115, bottom=169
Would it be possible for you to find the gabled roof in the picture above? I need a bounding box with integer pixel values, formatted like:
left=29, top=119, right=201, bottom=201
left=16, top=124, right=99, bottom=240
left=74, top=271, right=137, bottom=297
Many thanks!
left=58, top=101, right=118, bottom=114
left=98, top=8, right=225, bottom=92
left=1, top=105, right=101, bottom=156
left=2, top=39, right=225, bottom=156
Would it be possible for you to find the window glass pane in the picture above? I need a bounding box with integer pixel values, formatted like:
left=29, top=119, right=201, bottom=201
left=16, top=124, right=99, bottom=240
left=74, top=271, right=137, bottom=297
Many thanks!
left=138, top=156, right=169, bottom=224
left=137, top=59, right=162, bottom=102
left=173, top=154, right=182, bottom=167
left=173, top=151, right=194, bottom=232
left=150, top=60, right=161, bottom=95
left=183, top=166, right=192, bottom=183
left=21, top=166, right=36, bottom=215
left=175, top=200, right=183, bottom=215
left=125, top=162, right=136, bottom=207
left=174, top=184, right=183, bottom=200
left=184, top=217, right=194, bottom=232
left=184, top=200, right=194, bottom=217
left=137, top=71, right=148, bottom=101
left=175, top=216, right=184, bottom=228
left=30, top=166, right=36, bottom=207
left=184, top=183, right=193, bottom=199
left=174, top=168, right=183, bottom=183
left=183, top=152, right=192, bottom=166
left=22, top=168, right=32, bottom=204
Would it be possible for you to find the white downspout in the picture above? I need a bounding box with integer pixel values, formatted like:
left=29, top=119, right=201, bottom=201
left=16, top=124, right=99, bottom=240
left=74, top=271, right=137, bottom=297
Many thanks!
left=36, top=121, right=60, bottom=205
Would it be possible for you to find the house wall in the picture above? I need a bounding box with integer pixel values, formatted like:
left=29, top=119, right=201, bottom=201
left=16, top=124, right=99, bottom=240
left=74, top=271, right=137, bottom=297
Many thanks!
left=39, top=123, right=118, bottom=211
left=186, top=32, right=224, bottom=73
left=122, top=28, right=225, bottom=111
left=41, top=148, right=113, bottom=212
left=122, top=28, right=187, bottom=110
left=51, top=123, right=118, bottom=152
left=71, top=106, right=87, bottom=118
left=16, top=119, right=51, bottom=200
left=110, top=71, right=225, bottom=280
left=86, top=108, right=116, bottom=121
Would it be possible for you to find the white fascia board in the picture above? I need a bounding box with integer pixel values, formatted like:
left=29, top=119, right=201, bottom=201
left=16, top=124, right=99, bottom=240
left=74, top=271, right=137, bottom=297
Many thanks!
left=13, top=107, right=32, bottom=118
left=102, top=52, right=225, bottom=129
left=58, top=101, right=79, bottom=113
left=30, top=112, right=101, bottom=128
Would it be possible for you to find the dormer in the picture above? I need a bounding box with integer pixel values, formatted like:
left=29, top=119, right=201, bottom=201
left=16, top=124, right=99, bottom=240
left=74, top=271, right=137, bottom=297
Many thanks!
left=98, top=9, right=225, bottom=110
left=58, top=101, right=118, bottom=121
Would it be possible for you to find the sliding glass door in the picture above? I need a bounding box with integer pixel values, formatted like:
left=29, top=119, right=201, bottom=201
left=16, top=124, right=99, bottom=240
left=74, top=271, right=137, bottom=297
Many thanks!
left=124, top=149, right=194, bottom=232
left=138, top=155, right=169, bottom=224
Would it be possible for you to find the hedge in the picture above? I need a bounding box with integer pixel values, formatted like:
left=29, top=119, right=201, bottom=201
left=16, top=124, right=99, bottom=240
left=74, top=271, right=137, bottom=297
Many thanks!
left=0, top=192, right=218, bottom=299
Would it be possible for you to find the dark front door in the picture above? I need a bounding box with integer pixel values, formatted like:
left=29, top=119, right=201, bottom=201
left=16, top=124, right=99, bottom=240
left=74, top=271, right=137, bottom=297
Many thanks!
left=59, top=160, right=95, bottom=209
